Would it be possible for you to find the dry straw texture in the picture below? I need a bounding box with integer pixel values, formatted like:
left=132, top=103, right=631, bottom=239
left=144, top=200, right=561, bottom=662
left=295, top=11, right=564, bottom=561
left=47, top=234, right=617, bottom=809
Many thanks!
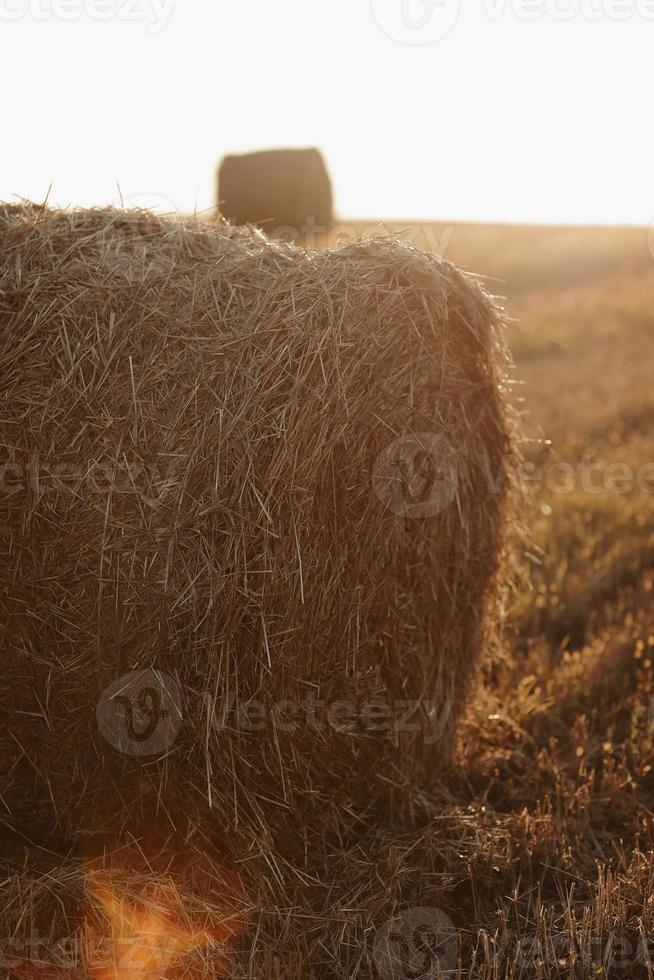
left=0, top=203, right=515, bottom=975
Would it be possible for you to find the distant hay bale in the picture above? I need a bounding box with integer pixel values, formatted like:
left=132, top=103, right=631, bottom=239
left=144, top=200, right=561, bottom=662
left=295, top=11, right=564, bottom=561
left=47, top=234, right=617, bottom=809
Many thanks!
left=217, top=147, right=333, bottom=235
left=0, top=203, right=515, bottom=970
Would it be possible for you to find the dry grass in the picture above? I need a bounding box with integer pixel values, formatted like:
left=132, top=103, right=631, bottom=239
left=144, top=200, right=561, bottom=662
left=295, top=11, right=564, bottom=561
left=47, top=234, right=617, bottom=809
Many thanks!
left=2, top=212, right=652, bottom=978
left=0, top=205, right=515, bottom=978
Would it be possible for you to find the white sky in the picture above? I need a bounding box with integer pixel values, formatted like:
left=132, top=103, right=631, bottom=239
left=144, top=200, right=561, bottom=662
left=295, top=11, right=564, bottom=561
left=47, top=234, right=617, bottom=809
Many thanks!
left=1, top=0, right=653, bottom=225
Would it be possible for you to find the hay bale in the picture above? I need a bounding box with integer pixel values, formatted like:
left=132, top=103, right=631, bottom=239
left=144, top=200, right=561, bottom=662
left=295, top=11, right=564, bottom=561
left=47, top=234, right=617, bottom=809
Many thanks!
left=217, top=147, right=332, bottom=234
left=0, top=203, right=514, bottom=970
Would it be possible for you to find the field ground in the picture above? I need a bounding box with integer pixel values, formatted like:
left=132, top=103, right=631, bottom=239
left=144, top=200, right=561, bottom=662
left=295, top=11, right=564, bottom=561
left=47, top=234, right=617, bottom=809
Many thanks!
left=363, top=221, right=654, bottom=978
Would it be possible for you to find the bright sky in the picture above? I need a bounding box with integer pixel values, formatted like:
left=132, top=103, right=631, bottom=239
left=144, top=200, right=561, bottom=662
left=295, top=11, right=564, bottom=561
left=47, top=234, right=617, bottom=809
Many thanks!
left=2, top=0, right=653, bottom=225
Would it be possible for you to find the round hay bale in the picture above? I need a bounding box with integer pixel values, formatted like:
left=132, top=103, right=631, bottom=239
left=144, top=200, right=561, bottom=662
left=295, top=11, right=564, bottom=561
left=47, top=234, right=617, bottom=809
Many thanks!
left=217, top=147, right=333, bottom=233
left=0, top=204, right=514, bottom=885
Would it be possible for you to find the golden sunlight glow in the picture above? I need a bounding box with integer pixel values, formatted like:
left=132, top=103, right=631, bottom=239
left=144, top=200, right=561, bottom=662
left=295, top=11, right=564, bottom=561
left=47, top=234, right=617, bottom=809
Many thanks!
left=83, top=874, right=237, bottom=979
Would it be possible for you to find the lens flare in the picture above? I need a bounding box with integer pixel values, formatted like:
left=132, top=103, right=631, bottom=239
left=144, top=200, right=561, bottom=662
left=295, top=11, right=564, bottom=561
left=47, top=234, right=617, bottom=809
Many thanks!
left=84, top=874, right=238, bottom=979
